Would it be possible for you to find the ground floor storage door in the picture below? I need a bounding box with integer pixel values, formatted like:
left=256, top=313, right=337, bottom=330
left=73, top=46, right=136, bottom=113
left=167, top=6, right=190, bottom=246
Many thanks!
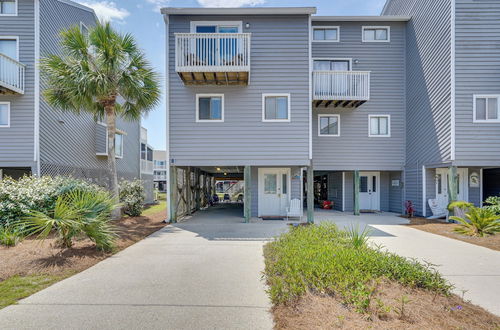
left=359, top=172, right=380, bottom=211
left=258, top=168, right=290, bottom=216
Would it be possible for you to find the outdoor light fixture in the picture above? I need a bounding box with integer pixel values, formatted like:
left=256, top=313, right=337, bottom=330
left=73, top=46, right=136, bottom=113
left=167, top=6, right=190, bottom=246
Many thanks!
left=224, top=172, right=227, bottom=176
left=216, top=167, right=221, bottom=171
left=245, top=22, right=250, bottom=29
left=354, top=59, right=360, bottom=64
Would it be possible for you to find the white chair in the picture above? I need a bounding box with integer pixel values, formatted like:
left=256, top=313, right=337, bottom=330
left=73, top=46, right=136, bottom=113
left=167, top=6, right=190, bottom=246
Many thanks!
left=427, top=198, right=447, bottom=219
left=286, top=199, right=303, bottom=221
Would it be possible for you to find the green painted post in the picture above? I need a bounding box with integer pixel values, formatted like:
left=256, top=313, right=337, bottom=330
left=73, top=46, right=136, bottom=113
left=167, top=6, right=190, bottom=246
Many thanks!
left=354, top=170, right=360, bottom=216
left=307, top=160, right=314, bottom=224
left=169, top=165, right=178, bottom=223
left=244, top=166, right=251, bottom=223
left=448, top=166, right=458, bottom=203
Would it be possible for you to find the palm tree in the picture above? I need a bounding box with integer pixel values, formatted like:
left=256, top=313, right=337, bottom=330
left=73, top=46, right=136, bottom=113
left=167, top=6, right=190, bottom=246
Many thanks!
left=40, top=22, right=161, bottom=217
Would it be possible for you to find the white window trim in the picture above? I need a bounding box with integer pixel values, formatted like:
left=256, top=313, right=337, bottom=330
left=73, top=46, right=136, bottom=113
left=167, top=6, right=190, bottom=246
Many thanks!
left=115, top=132, right=124, bottom=159
left=473, top=94, right=500, bottom=123
left=0, top=0, right=17, bottom=16
left=96, top=122, right=125, bottom=158
left=0, top=101, right=10, bottom=128
left=362, top=26, right=390, bottom=43
left=312, top=58, right=352, bottom=71
left=262, top=93, right=291, bottom=123
left=190, top=21, right=243, bottom=33
left=80, top=21, right=88, bottom=33
left=0, top=36, right=19, bottom=60
left=311, top=26, right=340, bottom=42
left=368, top=114, right=391, bottom=137
left=318, top=114, right=340, bottom=137
left=196, top=93, right=224, bottom=123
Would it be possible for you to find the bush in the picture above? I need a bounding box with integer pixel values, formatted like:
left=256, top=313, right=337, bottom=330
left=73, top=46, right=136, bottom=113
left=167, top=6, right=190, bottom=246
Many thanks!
left=263, top=224, right=452, bottom=312
left=484, top=196, right=500, bottom=215
left=0, top=175, right=103, bottom=227
left=19, top=189, right=117, bottom=251
left=0, top=226, right=24, bottom=247
left=450, top=207, right=500, bottom=237
left=119, top=180, right=145, bottom=217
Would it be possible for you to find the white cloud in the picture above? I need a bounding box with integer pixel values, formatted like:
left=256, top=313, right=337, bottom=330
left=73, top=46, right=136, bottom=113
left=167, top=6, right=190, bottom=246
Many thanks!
left=145, top=0, right=170, bottom=12
left=77, top=1, right=130, bottom=22
left=196, top=0, right=265, bottom=7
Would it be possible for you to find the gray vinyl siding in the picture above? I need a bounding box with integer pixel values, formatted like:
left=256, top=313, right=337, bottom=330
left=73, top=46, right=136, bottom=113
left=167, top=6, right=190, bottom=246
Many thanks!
left=251, top=166, right=301, bottom=217
left=454, top=0, right=500, bottom=166
left=380, top=172, right=390, bottom=211
left=404, top=166, right=423, bottom=215
left=467, top=167, right=481, bottom=207
left=312, top=21, right=406, bottom=171
left=39, top=0, right=140, bottom=181
left=0, top=0, right=35, bottom=165
left=327, top=172, right=343, bottom=211
left=425, top=167, right=436, bottom=216
left=168, top=15, right=310, bottom=167
left=389, top=171, right=403, bottom=213
left=344, top=171, right=354, bottom=212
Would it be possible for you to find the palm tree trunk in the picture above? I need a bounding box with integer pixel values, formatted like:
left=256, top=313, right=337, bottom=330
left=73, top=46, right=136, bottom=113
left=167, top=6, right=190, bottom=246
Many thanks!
left=105, top=105, right=120, bottom=220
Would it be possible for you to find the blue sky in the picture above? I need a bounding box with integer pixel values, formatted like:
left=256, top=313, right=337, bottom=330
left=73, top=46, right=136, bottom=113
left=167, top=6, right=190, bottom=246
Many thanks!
left=77, top=0, right=386, bottom=150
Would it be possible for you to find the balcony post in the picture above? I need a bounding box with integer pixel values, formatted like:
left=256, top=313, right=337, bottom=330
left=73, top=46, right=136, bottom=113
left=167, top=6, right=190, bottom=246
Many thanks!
left=169, top=165, right=178, bottom=223
left=244, top=165, right=251, bottom=223
left=307, top=160, right=314, bottom=224
left=354, top=170, right=360, bottom=216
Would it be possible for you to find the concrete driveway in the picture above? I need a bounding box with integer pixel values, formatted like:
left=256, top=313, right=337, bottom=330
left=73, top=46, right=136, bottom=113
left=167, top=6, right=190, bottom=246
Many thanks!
left=0, top=204, right=288, bottom=330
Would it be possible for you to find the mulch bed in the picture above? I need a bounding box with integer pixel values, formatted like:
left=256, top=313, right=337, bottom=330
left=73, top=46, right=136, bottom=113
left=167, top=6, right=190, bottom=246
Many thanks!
left=273, top=280, right=500, bottom=329
left=0, top=210, right=168, bottom=282
left=402, top=216, right=500, bottom=252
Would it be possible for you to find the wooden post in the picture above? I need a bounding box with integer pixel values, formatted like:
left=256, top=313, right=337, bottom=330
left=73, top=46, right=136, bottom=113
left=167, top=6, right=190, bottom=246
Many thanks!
left=448, top=166, right=458, bottom=203
left=195, top=168, right=201, bottom=211
left=307, top=160, right=314, bottom=224
left=244, top=165, right=251, bottom=223
left=186, top=167, right=191, bottom=215
left=169, top=165, right=178, bottom=223
left=354, top=170, right=360, bottom=216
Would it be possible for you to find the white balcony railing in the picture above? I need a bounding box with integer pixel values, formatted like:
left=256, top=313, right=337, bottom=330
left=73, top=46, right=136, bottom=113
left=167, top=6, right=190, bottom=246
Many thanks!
left=154, top=175, right=167, bottom=181
left=313, top=71, right=370, bottom=101
left=154, top=164, right=167, bottom=170
left=141, top=159, right=153, bottom=175
left=175, top=33, right=251, bottom=72
left=0, top=53, right=25, bottom=94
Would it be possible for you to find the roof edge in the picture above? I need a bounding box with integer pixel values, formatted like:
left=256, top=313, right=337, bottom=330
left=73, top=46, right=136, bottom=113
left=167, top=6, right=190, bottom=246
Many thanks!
left=161, top=7, right=317, bottom=15
left=312, top=15, right=410, bottom=22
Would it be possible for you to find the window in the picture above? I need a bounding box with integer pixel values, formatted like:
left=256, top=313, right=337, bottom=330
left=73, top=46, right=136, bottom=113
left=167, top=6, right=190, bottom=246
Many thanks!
left=80, top=22, right=89, bottom=38
left=312, top=26, right=339, bottom=42
left=318, top=114, right=340, bottom=136
left=115, top=133, right=123, bottom=158
left=473, top=95, right=500, bottom=122
left=362, top=26, right=390, bottom=42
left=313, top=59, right=350, bottom=71
left=191, top=21, right=242, bottom=33
left=262, top=94, right=290, bottom=122
left=196, top=94, right=224, bottom=122
left=0, top=38, right=18, bottom=60
left=282, top=173, right=287, bottom=194
left=0, top=102, right=10, bottom=127
left=141, top=143, right=146, bottom=160
left=0, top=0, right=16, bottom=15
left=369, top=115, right=390, bottom=137
left=264, top=174, right=277, bottom=194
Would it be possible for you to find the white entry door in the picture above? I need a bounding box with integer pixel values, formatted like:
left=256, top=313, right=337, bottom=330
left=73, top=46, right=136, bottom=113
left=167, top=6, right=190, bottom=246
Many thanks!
left=258, top=168, right=290, bottom=216
left=359, top=172, right=380, bottom=211
left=435, top=168, right=468, bottom=203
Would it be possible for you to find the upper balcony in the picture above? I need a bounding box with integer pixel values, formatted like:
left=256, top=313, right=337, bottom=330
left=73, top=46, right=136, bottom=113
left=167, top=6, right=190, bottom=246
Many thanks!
left=175, top=33, right=251, bottom=85
left=313, top=71, right=370, bottom=108
left=0, top=53, right=25, bottom=95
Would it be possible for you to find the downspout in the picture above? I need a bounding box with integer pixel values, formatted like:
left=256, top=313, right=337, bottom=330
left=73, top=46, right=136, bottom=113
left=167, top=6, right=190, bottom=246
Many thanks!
left=34, top=0, right=40, bottom=176
left=164, top=12, right=171, bottom=222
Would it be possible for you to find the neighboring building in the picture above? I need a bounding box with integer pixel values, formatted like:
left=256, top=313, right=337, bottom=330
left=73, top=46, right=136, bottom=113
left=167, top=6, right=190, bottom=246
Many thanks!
left=0, top=0, right=149, bottom=195
left=160, top=2, right=499, bottom=221
left=153, top=150, right=167, bottom=192
left=140, top=127, right=154, bottom=202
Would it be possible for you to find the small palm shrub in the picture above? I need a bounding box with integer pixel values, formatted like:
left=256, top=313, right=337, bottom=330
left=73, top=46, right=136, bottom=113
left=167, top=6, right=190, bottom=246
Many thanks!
left=20, top=190, right=117, bottom=250
left=484, top=196, right=500, bottom=215
left=450, top=207, right=500, bottom=237
left=119, top=180, right=145, bottom=217
left=0, top=226, right=24, bottom=247
left=346, top=223, right=372, bottom=248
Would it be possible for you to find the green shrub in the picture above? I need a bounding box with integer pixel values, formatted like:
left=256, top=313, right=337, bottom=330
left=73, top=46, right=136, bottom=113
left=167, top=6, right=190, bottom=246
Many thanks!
left=19, top=189, right=117, bottom=251
left=346, top=224, right=372, bottom=248
left=263, top=224, right=452, bottom=312
left=0, top=226, right=24, bottom=247
left=119, top=180, right=145, bottom=217
left=450, top=207, right=500, bottom=237
left=447, top=200, right=473, bottom=212
left=0, top=175, right=103, bottom=227
left=484, top=196, right=500, bottom=215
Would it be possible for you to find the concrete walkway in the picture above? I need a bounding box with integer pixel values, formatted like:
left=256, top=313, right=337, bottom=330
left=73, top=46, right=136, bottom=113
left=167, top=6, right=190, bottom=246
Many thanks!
left=315, top=210, right=500, bottom=316
left=0, top=204, right=286, bottom=330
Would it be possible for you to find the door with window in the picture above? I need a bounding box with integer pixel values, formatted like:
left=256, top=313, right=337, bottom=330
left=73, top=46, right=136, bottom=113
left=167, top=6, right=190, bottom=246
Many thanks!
left=258, top=168, right=290, bottom=216
left=194, top=23, right=240, bottom=66
left=359, top=172, right=380, bottom=211
left=0, top=38, right=17, bottom=60
left=313, top=59, right=351, bottom=96
left=435, top=168, right=468, bottom=204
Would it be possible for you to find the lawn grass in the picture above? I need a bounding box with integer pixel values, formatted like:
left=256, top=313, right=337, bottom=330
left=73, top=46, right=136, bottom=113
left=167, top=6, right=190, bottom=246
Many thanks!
left=0, top=274, right=72, bottom=309
left=142, top=200, right=166, bottom=217
left=264, top=223, right=451, bottom=311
